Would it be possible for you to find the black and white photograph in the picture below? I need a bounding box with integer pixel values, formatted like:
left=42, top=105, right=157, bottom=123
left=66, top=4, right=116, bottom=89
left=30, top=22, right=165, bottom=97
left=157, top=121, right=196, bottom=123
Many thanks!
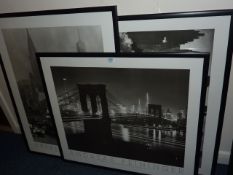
left=2, top=26, right=103, bottom=145
left=120, top=29, right=214, bottom=53
left=0, top=6, right=117, bottom=155
left=39, top=54, right=207, bottom=175
left=52, top=66, right=189, bottom=167
left=118, top=14, right=232, bottom=174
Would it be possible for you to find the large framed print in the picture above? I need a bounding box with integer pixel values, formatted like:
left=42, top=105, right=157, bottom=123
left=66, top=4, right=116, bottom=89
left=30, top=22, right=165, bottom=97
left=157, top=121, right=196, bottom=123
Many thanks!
left=118, top=10, right=233, bottom=175
left=228, top=141, right=233, bottom=175
left=38, top=53, right=209, bottom=175
left=0, top=55, right=20, bottom=133
left=0, top=6, right=118, bottom=156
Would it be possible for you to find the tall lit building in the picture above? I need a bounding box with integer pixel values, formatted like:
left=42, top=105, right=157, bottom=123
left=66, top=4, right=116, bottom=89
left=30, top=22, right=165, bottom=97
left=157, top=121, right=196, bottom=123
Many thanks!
left=137, top=98, right=142, bottom=114
left=145, top=92, right=150, bottom=114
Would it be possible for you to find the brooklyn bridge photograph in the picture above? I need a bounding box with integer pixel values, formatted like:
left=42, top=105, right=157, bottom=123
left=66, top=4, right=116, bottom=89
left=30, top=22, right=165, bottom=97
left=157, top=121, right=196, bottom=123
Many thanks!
left=51, top=66, right=190, bottom=167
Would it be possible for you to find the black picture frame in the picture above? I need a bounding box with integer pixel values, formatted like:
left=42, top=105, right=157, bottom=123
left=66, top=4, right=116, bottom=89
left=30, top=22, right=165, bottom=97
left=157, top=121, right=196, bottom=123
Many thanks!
left=228, top=141, right=233, bottom=175
left=37, top=52, right=209, bottom=175
left=0, top=55, right=62, bottom=159
left=0, top=55, right=19, bottom=133
left=0, top=55, right=27, bottom=142
left=118, top=10, right=233, bottom=175
left=0, top=6, right=119, bottom=156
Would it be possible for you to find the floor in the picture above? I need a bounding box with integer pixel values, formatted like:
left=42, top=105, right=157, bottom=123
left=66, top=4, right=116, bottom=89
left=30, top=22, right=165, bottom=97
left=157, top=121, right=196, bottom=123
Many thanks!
left=0, top=132, right=229, bottom=175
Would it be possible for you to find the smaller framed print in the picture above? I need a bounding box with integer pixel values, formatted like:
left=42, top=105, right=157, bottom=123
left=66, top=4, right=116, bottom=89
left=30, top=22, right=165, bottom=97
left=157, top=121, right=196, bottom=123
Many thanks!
left=0, top=6, right=118, bottom=156
left=38, top=53, right=209, bottom=175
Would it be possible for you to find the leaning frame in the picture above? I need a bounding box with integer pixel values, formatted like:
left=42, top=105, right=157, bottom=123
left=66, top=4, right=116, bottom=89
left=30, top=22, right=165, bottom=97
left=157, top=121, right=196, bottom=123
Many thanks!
left=0, top=6, right=119, bottom=156
left=118, top=10, right=233, bottom=175
left=0, top=55, right=20, bottom=133
left=38, top=52, right=209, bottom=175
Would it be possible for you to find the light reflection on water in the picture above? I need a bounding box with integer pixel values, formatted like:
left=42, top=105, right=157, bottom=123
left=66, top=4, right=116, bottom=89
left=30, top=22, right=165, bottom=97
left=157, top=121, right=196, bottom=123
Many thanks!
left=111, top=123, right=185, bottom=148
left=63, top=121, right=185, bottom=148
left=64, top=121, right=85, bottom=134
left=120, top=125, right=130, bottom=142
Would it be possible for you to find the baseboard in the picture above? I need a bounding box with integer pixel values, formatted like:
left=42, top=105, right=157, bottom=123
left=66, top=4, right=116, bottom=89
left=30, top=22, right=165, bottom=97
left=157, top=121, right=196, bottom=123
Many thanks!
left=0, top=125, right=13, bottom=132
left=218, top=150, right=230, bottom=165
left=0, top=91, right=20, bottom=133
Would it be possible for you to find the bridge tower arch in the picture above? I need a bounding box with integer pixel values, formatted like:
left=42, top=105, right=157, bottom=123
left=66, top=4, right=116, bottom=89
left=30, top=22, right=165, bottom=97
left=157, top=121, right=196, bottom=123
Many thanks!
left=77, top=84, right=112, bottom=143
left=78, top=84, right=109, bottom=118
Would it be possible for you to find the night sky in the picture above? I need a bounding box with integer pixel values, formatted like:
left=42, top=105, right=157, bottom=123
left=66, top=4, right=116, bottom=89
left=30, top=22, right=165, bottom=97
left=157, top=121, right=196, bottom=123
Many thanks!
left=51, top=67, right=190, bottom=113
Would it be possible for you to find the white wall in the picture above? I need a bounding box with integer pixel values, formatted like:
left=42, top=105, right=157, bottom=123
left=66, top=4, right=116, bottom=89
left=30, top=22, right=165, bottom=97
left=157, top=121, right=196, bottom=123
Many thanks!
left=0, top=0, right=233, bottom=15
left=0, top=0, right=232, bottom=164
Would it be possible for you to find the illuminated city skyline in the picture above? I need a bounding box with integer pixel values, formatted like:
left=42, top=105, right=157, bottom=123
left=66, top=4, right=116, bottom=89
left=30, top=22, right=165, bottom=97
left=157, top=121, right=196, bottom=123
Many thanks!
left=52, top=66, right=189, bottom=116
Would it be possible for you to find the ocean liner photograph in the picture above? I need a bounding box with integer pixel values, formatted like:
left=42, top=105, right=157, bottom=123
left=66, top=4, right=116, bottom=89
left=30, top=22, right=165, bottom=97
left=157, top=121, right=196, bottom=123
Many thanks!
left=120, top=29, right=214, bottom=53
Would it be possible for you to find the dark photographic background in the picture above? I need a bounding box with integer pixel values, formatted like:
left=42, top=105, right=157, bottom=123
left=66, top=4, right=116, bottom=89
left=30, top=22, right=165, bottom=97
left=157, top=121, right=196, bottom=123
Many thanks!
left=52, top=67, right=189, bottom=113
left=120, top=29, right=214, bottom=53
left=52, top=66, right=190, bottom=167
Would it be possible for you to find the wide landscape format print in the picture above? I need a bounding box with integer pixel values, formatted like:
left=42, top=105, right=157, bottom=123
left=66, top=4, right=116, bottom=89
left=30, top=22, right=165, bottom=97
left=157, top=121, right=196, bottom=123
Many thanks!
left=120, top=29, right=214, bottom=53
left=2, top=26, right=103, bottom=144
left=51, top=66, right=190, bottom=167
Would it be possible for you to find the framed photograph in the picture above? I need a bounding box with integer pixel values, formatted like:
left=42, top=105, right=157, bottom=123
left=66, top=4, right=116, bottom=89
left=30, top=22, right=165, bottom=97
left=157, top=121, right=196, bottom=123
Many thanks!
left=118, top=10, right=233, bottom=175
left=38, top=53, right=209, bottom=175
left=0, top=6, right=119, bottom=156
left=0, top=55, right=20, bottom=133
left=228, top=141, right=233, bottom=175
